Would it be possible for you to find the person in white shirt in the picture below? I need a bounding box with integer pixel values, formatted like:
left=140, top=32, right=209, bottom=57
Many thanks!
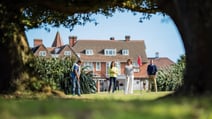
left=124, top=59, right=134, bottom=94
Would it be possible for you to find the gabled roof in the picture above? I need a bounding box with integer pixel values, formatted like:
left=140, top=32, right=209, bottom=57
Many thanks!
left=31, top=44, right=51, bottom=57
left=72, top=39, right=148, bottom=62
left=49, top=44, right=74, bottom=54
left=51, top=31, right=63, bottom=47
left=45, top=44, right=79, bottom=59
left=31, top=44, right=47, bottom=53
left=148, top=57, right=175, bottom=69
left=31, top=45, right=40, bottom=53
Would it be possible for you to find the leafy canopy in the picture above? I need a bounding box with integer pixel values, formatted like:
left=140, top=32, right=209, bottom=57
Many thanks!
left=1, top=0, right=163, bottom=32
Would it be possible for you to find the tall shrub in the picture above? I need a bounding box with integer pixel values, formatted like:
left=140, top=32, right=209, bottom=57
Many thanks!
left=28, top=57, right=73, bottom=91
left=28, top=57, right=96, bottom=94
left=157, top=55, right=186, bottom=91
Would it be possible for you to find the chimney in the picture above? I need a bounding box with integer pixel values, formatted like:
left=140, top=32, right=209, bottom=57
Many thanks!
left=110, top=37, right=115, bottom=40
left=34, top=39, right=43, bottom=47
left=69, top=36, right=77, bottom=47
left=125, top=35, right=130, bottom=41
left=155, top=52, right=159, bottom=58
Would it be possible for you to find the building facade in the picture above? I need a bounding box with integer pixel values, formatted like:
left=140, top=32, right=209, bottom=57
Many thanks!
left=31, top=32, right=175, bottom=92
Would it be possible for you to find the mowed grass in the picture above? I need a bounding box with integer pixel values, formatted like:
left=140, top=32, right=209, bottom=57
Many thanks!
left=67, top=90, right=172, bottom=101
left=0, top=91, right=211, bottom=119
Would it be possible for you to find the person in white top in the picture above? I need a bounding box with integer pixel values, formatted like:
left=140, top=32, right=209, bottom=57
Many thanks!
left=124, top=59, right=134, bottom=94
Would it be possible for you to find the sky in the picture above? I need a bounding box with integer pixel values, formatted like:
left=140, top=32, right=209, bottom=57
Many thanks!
left=25, top=11, right=185, bottom=63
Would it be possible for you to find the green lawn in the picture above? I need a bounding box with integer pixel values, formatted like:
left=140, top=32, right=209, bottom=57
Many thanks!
left=0, top=91, right=211, bottom=119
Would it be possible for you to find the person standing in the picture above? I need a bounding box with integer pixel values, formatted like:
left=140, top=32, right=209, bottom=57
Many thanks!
left=147, top=59, right=158, bottom=92
left=71, top=60, right=82, bottom=96
left=108, top=61, right=118, bottom=93
left=124, top=59, right=134, bottom=94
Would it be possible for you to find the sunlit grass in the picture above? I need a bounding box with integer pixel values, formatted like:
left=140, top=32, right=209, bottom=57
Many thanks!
left=0, top=91, right=211, bottom=119
left=67, top=90, right=173, bottom=101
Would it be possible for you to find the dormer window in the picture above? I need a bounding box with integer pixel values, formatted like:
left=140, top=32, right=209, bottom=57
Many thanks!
left=39, top=51, right=46, bottom=56
left=54, top=48, right=60, bottom=54
left=64, top=51, right=71, bottom=56
left=85, top=49, right=93, bottom=55
left=122, top=49, right=129, bottom=55
left=104, top=49, right=116, bottom=56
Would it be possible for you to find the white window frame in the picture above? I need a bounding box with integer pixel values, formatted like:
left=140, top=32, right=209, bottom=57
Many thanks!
left=106, top=62, right=110, bottom=78
left=96, top=62, right=101, bottom=71
left=122, top=49, right=129, bottom=55
left=83, top=62, right=94, bottom=71
left=64, top=51, right=71, bottom=56
left=133, top=62, right=140, bottom=72
left=104, top=49, right=116, bottom=56
left=39, top=51, right=46, bottom=56
left=115, top=62, right=121, bottom=75
left=85, top=49, right=93, bottom=55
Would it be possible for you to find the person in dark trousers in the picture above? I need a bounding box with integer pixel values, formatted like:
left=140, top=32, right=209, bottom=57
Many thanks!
left=71, top=60, right=82, bottom=96
left=147, top=59, right=158, bottom=92
left=108, top=61, right=118, bottom=93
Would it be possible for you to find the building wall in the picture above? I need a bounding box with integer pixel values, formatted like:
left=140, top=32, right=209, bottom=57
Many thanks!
left=58, top=47, right=72, bottom=58
left=34, top=46, right=51, bottom=58
left=93, top=61, right=149, bottom=92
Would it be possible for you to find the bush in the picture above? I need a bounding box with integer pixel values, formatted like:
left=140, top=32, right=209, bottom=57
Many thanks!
left=28, top=57, right=96, bottom=94
left=157, top=55, right=185, bottom=91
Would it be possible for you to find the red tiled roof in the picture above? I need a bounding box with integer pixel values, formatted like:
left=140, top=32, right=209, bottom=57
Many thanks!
left=72, top=39, right=148, bottom=63
left=148, top=57, right=175, bottom=69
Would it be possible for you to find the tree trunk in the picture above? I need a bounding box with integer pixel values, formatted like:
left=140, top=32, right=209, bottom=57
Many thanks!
left=0, top=9, right=32, bottom=93
left=158, top=0, right=212, bottom=95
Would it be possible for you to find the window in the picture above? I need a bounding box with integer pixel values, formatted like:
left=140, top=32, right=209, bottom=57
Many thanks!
left=64, top=51, right=71, bottom=56
left=83, top=62, right=94, bottom=71
left=106, top=62, right=110, bottom=77
left=133, top=62, right=140, bottom=72
left=96, top=62, right=101, bottom=71
left=85, top=49, right=93, bottom=55
left=54, top=48, right=60, bottom=54
left=39, top=51, right=46, bottom=56
left=104, top=49, right=116, bottom=56
left=122, top=49, right=129, bottom=55
left=115, top=62, right=121, bottom=75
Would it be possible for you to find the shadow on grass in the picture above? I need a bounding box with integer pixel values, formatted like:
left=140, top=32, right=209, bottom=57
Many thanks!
left=0, top=91, right=211, bottom=119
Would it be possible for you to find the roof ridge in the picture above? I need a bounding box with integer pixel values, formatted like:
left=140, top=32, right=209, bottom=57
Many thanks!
left=76, top=39, right=145, bottom=41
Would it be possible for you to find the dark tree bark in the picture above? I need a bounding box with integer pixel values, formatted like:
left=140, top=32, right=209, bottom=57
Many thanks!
left=0, top=28, right=32, bottom=93
left=158, top=0, right=212, bottom=95
left=0, top=5, right=32, bottom=93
